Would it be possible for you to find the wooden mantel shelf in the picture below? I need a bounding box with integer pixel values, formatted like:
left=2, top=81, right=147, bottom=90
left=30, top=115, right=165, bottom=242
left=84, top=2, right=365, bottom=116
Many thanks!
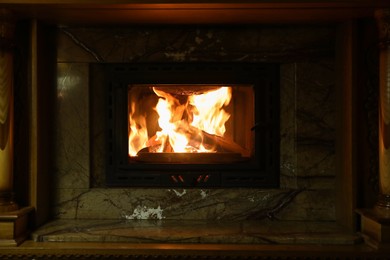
left=1, top=241, right=390, bottom=259
left=0, top=0, right=389, bottom=24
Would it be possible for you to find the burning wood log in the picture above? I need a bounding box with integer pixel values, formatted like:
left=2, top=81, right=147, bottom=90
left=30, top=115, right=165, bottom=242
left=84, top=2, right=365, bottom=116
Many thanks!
left=201, top=130, right=250, bottom=157
left=153, top=86, right=221, bottom=96
left=138, top=125, right=250, bottom=157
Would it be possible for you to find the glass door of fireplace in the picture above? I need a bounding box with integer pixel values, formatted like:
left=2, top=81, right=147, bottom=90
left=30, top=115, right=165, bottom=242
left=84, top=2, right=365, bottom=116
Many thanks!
left=127, top=84, right=254, bottom=164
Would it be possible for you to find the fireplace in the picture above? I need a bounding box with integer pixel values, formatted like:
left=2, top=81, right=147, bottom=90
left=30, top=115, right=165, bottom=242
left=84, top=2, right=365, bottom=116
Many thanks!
left=94, top=63, right=279, bottom=187
left=3, top=1, right=390, bottom=257
left=48, top=25, right=338, bottom=222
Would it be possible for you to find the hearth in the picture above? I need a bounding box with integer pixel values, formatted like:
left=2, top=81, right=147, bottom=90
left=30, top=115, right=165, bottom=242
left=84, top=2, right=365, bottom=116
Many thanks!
left=92, top=63, right=280, bottom=188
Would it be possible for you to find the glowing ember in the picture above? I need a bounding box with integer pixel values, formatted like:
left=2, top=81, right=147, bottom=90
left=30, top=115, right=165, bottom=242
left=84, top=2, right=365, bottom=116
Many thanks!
left=128, top=86, right=233, bottom=156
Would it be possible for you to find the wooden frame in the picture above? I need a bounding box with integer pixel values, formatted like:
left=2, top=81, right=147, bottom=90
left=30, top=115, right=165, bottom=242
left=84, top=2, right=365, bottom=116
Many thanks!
left=1, top=0, right=390, bottom=256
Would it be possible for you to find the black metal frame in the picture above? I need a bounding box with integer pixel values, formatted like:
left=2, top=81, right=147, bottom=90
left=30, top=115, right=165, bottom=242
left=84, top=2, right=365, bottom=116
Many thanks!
left=101, top=62, right=279, bottom=188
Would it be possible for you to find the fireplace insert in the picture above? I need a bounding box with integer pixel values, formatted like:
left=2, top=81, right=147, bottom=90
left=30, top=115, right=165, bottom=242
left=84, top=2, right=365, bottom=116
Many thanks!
left=92, top=63, right=279, bottom=188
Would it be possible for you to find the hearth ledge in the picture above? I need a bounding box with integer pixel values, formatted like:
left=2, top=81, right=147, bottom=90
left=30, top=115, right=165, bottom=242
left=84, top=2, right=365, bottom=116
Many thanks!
left=30, top=219, right=361, bottom=245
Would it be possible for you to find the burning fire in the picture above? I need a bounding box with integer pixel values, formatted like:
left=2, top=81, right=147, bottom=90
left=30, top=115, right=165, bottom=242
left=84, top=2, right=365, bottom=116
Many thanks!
left=128, top=86, right=232, bottom=156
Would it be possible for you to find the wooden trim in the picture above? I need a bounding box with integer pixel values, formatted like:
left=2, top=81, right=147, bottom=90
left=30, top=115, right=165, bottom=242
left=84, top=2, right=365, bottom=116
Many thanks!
left=0, top=207, right=34, bottom=247
left=0, top=0, right=388, bottom=5
left=1, top=241, right=390, bottom=258
left=1, top=2, right=389, bottom=24
left=28, top=19, right=39, bottom=223
left=28, top=20, right=56, bottom=227
left=335, top=21, right=358, bottom=231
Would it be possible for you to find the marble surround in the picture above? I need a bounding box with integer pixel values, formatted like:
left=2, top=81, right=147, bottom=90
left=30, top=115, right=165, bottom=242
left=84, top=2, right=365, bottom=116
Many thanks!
left=33, top=219, right=361, bottom=245
left=50, top=25, right=336, bottom=223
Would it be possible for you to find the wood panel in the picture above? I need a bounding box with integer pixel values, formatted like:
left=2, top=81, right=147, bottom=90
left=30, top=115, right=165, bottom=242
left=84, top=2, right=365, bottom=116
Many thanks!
left=0, top=2, right=388, bottom=25
left=1, top=241, right=390, bottom=258
left=28, top=20, right=56, bottom=227
left=335, top=21, right=358, bottom=231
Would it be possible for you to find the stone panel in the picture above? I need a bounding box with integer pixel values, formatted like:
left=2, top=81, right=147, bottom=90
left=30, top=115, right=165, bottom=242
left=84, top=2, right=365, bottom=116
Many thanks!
left=53, top=25, right=336, bottom=222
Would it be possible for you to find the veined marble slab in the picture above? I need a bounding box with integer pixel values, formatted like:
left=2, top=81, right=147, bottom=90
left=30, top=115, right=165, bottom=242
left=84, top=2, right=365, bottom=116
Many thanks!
left=32, top=219, right=362, bottom=245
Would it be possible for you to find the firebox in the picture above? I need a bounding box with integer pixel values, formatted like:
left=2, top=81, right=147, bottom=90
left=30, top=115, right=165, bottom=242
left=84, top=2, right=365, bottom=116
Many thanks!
left=92, top=63, right=279, bottom=188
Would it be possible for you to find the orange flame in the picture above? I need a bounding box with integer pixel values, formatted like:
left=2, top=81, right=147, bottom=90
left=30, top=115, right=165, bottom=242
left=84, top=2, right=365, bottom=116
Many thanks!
left=128, top=86, right=232, bottom=156
left=189, top=87, right=231, bottom=136
left=128, top=102, right=149, bottom=156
